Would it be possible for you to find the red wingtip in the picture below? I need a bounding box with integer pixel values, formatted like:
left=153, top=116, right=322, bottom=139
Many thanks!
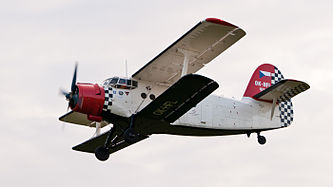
left=205, top=18, right=237, bottom=28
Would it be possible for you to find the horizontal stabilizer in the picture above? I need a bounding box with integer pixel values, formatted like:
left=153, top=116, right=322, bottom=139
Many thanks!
left=254, top=79, right=310, bottom=102
left=138, top=74, right=219, bottom=123
left=59, top=111, right=108, bottom=128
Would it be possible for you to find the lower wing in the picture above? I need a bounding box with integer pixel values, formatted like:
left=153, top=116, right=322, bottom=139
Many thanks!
left=72, top=74, right=218, bottom=155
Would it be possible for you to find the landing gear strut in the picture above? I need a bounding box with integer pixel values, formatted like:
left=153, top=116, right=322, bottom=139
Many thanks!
left=94, top=115, right=140, bottom=161
left=94, top=126, right=117, bottom=161
left=257, top=132, right=266, bottom=145
left=124, top=115, right=139, bottom=143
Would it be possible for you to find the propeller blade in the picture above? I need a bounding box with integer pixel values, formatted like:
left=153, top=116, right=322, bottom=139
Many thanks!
left=71, top=63, right=78, bottom=92
left=60, top=88, right=69, bottom=96
left=60, top=62, right=79, bottom=111
left=59, top=89, right=72, bottom=101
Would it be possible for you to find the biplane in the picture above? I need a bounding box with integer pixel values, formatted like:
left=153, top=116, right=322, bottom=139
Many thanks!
left=59, top=18, right=310, bottom=161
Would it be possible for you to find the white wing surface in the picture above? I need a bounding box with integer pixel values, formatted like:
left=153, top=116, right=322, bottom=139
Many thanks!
left=132, top=18, right=246, bottom=85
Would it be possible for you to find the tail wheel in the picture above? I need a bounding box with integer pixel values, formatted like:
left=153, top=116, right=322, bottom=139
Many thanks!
left=257, top=135, right=266, bottom=145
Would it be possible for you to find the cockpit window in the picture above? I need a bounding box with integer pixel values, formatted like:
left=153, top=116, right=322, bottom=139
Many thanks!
left=110, top=78, right=118, bottom=84
left=103, top=79, right=111, bottom=87
left=103, top=77, right=138, bottom=89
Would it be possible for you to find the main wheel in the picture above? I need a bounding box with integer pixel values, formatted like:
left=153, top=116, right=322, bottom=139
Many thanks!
left=257, top=135, right=266, bottom=145
left=124, top=128, right=139, bottom=144
left=95, top=146, right=110, bottom=161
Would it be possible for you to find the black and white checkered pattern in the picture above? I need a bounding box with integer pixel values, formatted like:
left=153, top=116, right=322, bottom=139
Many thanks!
left=278, top=101, right=293, bottom=127
left=271, top=68, right=284, bottom=85
left=103, top=86, right=113, bottom=113
left=278, top=83, right=310, bottom=102
left=271, top=67, right=294, bottom=127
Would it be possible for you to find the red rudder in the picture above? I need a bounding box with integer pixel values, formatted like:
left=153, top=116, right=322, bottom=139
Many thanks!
left=243, top=64, right=276, bottom=98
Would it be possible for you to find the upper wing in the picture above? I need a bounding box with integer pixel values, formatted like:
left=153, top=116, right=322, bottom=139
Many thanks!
left=132, top=18, right=246, bottom=85
left=254, top=79, right=310, bottom=102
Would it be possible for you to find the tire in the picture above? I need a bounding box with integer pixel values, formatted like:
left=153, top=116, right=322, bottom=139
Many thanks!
left=258, top=135, right=266, bottom=145
left=95, top=146, right=110, bottom=161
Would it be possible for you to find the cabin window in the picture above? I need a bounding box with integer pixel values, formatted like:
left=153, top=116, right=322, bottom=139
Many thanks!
left=118, top=79, right=126, bottom=84
left=132, top=81, right=138, bottom=88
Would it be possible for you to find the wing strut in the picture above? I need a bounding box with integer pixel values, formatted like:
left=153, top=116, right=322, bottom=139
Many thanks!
left=178, top=48, right=198, bottom=77
left=270, top=97, right=277, bottom=120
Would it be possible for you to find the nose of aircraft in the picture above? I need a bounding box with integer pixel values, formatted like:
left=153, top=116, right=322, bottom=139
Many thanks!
left=72, top=83, right=105, bottom=119
left=61, top=64, right=105, bottom=122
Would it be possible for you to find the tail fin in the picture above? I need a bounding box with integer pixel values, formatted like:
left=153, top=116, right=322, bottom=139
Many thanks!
left=243, top=64, right=298, bottom=127
left=243, top=64, right=283, bottom=98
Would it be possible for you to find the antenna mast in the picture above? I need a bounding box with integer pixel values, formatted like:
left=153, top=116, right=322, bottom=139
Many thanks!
left=125, top=59, right=128, bottom=78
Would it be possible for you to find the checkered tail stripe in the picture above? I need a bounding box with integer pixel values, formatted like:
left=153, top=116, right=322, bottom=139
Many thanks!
left=271, top=67, right=294, bottom=127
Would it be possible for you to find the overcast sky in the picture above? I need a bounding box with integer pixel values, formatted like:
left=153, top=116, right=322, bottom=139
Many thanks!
left=0, top=0, right=332, bottom=186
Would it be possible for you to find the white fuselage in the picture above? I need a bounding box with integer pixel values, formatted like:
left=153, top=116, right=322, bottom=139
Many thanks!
left=106, top=80, right=282, bottom=131
left=172, top=96, right=281, bottom=130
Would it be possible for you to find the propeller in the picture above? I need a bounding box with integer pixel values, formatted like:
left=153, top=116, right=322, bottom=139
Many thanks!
left=61, top=63, right=79, bottom=109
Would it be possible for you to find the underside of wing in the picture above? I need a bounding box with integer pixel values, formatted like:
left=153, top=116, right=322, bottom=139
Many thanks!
left=132, top=18, right=246, bottom=85
left=59, top=111, right=108, bottom=128
left=137, top=74, right=219, bottom=123
left=254, top=79, right=310, bottom=102
left=72, top=130, right=148, bottom=154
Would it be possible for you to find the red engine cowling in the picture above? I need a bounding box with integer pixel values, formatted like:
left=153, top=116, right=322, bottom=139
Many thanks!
left=71, top=83, right=105, bottom=122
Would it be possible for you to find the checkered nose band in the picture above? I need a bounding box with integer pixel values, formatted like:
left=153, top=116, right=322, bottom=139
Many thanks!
left=271, top=67, right=294, bottom=127
left=103, top=87, right=113, bottom=113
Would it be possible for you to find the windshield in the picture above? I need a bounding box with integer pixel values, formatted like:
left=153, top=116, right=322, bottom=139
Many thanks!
left=110, top=78, right=118, bottom=84
left=103, top=77, right=138, bottom=89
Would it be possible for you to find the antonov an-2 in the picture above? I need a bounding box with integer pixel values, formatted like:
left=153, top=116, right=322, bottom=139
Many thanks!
left=59, top=18, right=310, bottom=161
